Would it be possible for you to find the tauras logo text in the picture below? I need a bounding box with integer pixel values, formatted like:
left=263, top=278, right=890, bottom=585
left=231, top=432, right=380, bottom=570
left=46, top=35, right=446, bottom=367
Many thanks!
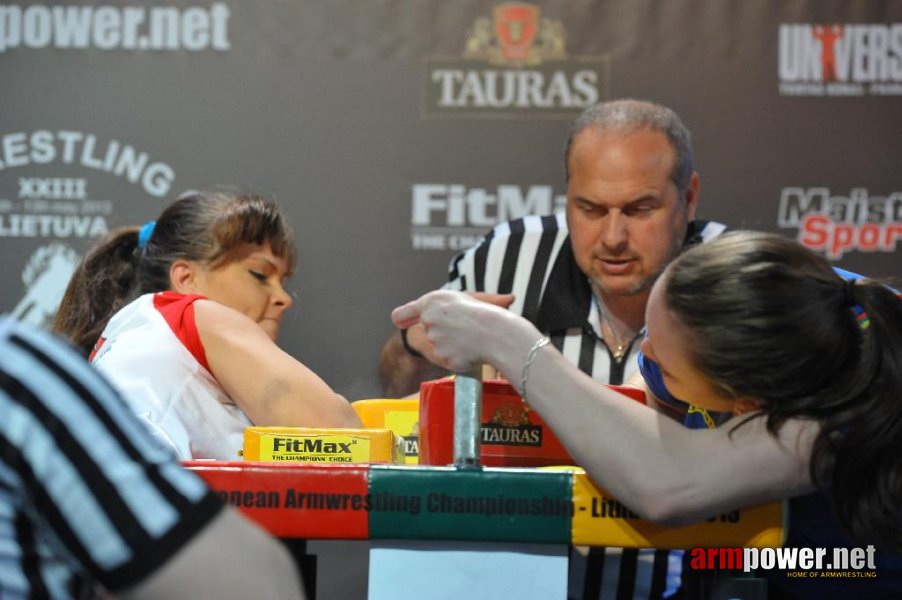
left=423, top=4, right=608, bottom=116
left=431, top=67, right=598, bottom=109
left=481, top=424, right=542, bottom=446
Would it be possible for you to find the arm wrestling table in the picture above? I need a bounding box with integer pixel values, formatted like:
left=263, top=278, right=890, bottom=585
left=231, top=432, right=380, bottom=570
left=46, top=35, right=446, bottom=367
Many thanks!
left=185, top=371, right=783, bottom=599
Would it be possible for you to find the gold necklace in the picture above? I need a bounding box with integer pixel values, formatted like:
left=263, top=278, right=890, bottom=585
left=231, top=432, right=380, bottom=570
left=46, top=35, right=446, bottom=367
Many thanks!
left=595, top=295, right=639, bottom=362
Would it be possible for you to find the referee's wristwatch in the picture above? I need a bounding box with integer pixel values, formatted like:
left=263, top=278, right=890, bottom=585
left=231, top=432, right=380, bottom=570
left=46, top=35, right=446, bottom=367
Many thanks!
left=400, top=327, right=424, bottom=358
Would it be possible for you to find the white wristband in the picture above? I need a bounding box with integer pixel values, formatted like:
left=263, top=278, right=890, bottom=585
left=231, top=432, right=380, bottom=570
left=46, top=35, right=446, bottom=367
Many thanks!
left=519, top=336, right=550, bottom=401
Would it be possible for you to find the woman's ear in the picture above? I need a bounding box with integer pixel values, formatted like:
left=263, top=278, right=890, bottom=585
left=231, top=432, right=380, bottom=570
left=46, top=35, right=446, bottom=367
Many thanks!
left=733, top=396, right=761, bottom=416
left=169, top=260, right=199, bottom=294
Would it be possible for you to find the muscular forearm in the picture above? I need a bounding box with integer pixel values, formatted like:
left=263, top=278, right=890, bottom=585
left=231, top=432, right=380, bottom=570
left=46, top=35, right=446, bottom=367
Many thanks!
left=252, top=367, right=362, bottom=429
left=197, top=301, right=361, bottom=429
left=394, top=290, right=813, bottom=522
left=478, top=312, right=813, bottom=524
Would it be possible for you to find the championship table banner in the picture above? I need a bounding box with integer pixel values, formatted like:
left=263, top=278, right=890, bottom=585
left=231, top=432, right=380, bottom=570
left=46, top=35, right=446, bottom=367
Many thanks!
left=186, top=461, right=785, bottom=549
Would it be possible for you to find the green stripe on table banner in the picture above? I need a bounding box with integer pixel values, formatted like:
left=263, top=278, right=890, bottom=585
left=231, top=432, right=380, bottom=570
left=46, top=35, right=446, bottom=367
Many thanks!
left=368, top=466, right=572, bottom=543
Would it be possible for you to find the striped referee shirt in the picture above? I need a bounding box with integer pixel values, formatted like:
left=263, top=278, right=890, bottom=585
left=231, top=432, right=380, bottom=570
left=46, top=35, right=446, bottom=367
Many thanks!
left=0, top=317, right=222, bottom=599
left=444, top=212, right=726, bottom=600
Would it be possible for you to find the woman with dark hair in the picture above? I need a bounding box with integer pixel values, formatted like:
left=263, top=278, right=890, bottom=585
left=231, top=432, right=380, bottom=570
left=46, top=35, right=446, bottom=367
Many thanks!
left=54, top=189, right=361, bottom=460
left=393, top=230, right=902, bottom=597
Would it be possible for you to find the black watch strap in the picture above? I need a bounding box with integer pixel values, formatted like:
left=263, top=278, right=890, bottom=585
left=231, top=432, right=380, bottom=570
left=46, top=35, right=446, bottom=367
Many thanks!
left=400, top=327, right=424, bottom=358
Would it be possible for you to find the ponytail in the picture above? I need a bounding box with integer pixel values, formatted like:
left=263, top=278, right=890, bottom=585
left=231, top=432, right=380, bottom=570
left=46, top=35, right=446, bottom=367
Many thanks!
left=816, top=279, right=902, bottom=551
left=51, top=227, right=142, bottom=354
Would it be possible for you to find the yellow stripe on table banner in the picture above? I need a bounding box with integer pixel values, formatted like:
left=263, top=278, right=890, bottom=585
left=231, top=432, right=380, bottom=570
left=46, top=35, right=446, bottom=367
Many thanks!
left=550, top=467, right=785, bottom=549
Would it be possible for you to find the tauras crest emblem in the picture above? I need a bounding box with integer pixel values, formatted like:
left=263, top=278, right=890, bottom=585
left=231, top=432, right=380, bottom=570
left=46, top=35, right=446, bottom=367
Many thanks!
left=464, top=2, right=565, bottom=67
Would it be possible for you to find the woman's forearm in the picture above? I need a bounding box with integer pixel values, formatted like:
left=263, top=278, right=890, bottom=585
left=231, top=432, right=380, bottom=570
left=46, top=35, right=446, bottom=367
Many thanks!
left=395, top=290, right=814, bottom=522
left=479, top=311, right=813, bottom=524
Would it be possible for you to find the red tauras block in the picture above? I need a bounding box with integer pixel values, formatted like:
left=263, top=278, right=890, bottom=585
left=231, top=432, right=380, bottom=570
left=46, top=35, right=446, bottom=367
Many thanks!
left=185, top=461, right=370, bottom=539
left=418, top=379, right=645, bottom=467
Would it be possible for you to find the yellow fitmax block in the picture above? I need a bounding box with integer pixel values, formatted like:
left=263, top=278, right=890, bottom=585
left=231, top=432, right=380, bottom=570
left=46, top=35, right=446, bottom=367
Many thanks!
left=243, top=427, right=405, bottom=464
left=566, top=468, right=785, bottom=549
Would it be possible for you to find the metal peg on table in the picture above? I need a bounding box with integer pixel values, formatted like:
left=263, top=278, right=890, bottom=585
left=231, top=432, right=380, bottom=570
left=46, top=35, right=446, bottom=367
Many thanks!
left=453, top=365, right=483, bottom=468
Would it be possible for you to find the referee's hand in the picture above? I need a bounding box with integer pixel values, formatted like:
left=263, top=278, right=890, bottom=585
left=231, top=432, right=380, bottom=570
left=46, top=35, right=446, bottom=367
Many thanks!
left=393, top=292, right=515, bottom=370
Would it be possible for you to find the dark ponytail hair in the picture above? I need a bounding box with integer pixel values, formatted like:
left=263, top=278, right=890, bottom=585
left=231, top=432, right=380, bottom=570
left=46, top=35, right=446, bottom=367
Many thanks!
left=52, top=188, right=297, bottom=354
left=663, top=230, right=902, bottom=551
left=52, top=227, right=142, bottom=354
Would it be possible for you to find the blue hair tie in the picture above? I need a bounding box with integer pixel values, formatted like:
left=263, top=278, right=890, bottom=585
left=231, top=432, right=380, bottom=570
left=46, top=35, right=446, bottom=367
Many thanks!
left=138, top=220, right=156, bottom=250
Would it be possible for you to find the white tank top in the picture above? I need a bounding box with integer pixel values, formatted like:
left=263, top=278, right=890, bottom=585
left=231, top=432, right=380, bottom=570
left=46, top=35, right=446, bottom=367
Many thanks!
left=91, top=292, right=250, bottom=460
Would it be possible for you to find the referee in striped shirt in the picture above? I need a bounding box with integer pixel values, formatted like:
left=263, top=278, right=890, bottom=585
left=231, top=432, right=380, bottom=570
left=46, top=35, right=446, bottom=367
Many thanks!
left=0, top=316, right=305, bottom=599
left=381, top=99, right=725, bottom=599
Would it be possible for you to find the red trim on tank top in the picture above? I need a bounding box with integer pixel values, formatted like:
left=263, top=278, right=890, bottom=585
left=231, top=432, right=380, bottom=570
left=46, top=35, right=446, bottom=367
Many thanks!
left=153, top=291, right=211, bottom=372
left=88, top=337, right=105, bottom=362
